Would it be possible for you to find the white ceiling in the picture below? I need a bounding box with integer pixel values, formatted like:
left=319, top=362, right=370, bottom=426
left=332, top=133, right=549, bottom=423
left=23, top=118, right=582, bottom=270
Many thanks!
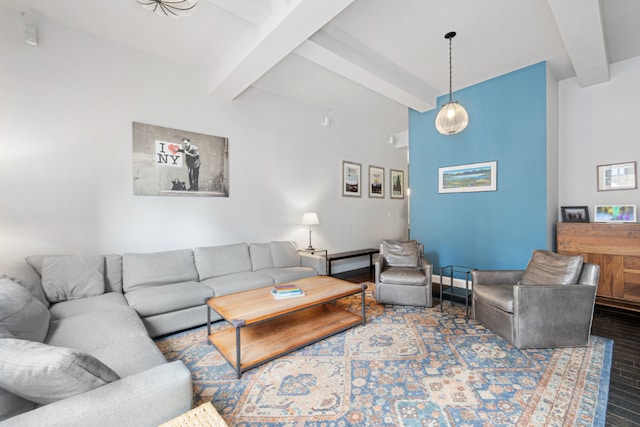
left=4, top=0, right=640, bottom=133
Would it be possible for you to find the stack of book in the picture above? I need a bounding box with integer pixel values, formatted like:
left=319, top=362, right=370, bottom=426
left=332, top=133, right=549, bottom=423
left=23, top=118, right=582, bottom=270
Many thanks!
left=271, top=284, right=305, bottom=299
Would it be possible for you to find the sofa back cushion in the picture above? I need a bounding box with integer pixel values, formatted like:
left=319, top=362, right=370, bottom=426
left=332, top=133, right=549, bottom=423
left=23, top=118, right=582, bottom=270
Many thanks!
left=122, top=249, right=198, bottom=292
left=0, top=260, right=48, bottom=308
left=382, top=240, right=420, bottom=268
left=0, top=278, right=50, bottom=342
left=41, top=256, right=105, bottom=303
left=520, top=250, right=584, bottom=285
left=194, top=243, right=252, bottom=280
left=249, top=243, right=274, bottom=271
left=270, top=241, right=301, bottom=268
left=0, top=339, right=120, bottom=405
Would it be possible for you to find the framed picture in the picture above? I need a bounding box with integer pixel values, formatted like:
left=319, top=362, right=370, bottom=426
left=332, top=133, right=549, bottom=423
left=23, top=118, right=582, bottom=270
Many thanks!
left=561, top=206, right=590, bottom=223
left=439, top=161, right=497, bottom=193
left=368, top=165, right=385, bottom=198
left=342, top=161, right=362, bottom=197
left=594, top=205, right=637, bottom=223
left=132, top=122, right=229, bottom=197
left=597, top=161, right=637, bottom=191
left=390, top=169, right=404, bottom=199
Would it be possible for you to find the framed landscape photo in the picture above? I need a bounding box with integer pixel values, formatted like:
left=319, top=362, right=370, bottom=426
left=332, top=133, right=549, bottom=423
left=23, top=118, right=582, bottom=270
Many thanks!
left=594, top=205, right=637, bottom=223
left=368, top=165, right=385, bottom=198
left=439, top=161, right=497, bottom=194
left=597, top=161, right=637, bottom=191
left=342, top=161, right=362, bottom=197
left=561, top=206, right=590, bottom=223
left=390, top=169, right=404, bottom=199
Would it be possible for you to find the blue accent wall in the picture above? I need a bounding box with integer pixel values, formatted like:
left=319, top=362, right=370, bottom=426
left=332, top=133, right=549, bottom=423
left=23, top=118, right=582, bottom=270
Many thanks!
left=409, top=62, right=548, bottom=271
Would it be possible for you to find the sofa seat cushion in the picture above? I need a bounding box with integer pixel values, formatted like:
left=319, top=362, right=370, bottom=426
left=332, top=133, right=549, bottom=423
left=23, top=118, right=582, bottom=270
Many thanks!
left=49, top=293, right=129, bottom=320
left=89, top=336, right=167, bottom=378
left=124, top=282, right=213, bottom=318
left=473, top=284, right=515, bottom=313
left=0, top=279, right=50, bottom=342
left=258, top=267, right=317, bottom=284
left=46, top=307, right=148, bottom=353
left=201, top=272, right=274, bottom=297
left=520, top=250, right=584, bottom=285
left=0, top=339, right=120, bottom=405
left=122, top=249, right=198, bottom=292
left=194, top=243, right=252, bottom=280
left=380, top=267, right=426, bottom=285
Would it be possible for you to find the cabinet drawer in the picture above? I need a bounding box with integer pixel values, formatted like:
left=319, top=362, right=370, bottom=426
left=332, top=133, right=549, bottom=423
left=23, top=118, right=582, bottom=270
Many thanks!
left=624, top=272, right=640, bottom=302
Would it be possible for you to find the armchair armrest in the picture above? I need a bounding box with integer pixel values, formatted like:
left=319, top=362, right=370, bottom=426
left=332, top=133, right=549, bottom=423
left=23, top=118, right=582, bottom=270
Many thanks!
left=1, top=361, right=192, bottom=427
left=374, top=256, right=387, bottom=285
left=472, top=270, right=524, bottom=286
left=420, top=257, right=433, bottom=285
left=512, top=284, right=597, bottom=348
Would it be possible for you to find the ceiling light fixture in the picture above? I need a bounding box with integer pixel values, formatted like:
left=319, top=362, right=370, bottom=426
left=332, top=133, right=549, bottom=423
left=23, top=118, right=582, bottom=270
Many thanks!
left=435, top=31, right=469, bottom=135
left=137, top=0, right=198, bottom=18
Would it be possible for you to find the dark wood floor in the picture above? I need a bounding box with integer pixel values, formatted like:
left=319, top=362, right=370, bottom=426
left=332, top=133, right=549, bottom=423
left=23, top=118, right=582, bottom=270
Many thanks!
left=334, top=268, right=640, bottom=427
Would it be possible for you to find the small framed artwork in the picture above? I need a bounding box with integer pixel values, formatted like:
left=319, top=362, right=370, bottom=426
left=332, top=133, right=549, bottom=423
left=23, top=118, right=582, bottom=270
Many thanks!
left=342, top=161, right=362, bottom=197
left=561, top=206, right=590, bottom=223
left=597, top=161, right=637, bottom=191
left=594, top=205, right=637, bottom=223
left=368, top=165, right=385, bottom=198
left=438, top=161, right=497, bottom=193
left=390, top=169, right=405, bottom=199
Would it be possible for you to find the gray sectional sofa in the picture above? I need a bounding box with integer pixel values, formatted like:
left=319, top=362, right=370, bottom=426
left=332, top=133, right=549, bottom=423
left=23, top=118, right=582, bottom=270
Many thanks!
left=0, top=241, right=326, bottom=426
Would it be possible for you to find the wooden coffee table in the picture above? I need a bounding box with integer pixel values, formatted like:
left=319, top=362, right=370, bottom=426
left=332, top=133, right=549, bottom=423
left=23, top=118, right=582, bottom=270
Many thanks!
left=206, top=276, right=367, bottom=378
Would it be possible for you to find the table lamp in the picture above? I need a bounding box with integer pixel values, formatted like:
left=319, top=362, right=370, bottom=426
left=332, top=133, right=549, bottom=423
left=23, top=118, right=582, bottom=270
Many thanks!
left=301, top=212, right=320, bottom=251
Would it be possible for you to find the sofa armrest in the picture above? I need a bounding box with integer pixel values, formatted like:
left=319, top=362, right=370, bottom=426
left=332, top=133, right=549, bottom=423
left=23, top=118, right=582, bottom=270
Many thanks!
left=471, top=270, right=524, bottom=286
left=0, top=361, right=193, bottom=427
left=512, top=284, right=597, bottom=348
left=300, top=253, right=326, bottom=275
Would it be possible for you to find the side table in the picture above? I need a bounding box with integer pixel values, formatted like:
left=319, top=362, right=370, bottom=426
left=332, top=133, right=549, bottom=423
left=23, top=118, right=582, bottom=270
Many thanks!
left=439, top=265, right=474, bottom=319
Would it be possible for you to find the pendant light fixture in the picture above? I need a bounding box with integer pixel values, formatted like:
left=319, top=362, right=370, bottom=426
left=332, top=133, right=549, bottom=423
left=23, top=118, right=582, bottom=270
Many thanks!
left=137, top=0, right=198, bottom=18
left=435, top=31, right=469, bottom=135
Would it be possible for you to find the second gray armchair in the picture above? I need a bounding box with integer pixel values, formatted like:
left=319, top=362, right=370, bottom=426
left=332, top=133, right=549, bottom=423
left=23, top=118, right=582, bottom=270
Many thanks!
left=374, top=240, right=433, bottom=307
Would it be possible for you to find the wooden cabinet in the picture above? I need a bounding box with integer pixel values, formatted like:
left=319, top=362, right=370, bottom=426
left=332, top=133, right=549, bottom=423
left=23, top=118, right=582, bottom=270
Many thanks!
left=557, top=222, right=640, bottom=311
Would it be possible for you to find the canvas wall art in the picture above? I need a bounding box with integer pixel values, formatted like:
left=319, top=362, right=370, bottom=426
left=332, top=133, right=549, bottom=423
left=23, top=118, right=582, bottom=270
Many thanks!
left=132, top=122, right=229, bottom=197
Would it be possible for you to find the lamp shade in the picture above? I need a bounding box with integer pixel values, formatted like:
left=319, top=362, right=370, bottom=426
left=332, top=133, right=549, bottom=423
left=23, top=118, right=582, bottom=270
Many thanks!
left=301, top=212, right=320, bottom=226
left=435, top=101, right=469, bottom=135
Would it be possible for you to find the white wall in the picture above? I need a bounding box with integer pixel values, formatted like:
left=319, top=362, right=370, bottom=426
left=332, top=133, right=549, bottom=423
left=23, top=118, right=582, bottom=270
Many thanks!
left=0, top=7, right=408, bottom=270
left=559, top=57, right=640, bottom=217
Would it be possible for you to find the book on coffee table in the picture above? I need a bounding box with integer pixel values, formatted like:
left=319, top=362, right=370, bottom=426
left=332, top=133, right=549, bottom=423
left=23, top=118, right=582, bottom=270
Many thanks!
left=271, top=287, right=305, bottom=299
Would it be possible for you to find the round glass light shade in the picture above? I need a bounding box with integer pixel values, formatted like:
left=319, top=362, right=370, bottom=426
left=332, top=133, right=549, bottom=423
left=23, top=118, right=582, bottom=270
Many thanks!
left=435, top=101, right=469, bottom=135
left=137, top=0, right=198, bottom=18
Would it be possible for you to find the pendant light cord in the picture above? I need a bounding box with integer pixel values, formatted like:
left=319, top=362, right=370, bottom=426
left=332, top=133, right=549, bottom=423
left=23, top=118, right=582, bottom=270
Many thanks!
left=448, top=35, right=453, bottom=102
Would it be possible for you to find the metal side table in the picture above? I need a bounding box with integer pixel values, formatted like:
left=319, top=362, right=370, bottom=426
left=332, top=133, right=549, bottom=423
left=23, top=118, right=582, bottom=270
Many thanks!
left=439, top=265, right=474, bottom=319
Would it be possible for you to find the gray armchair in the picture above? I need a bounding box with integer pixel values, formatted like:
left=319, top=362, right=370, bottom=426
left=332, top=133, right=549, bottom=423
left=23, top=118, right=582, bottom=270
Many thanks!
left=374, top=240, right=433, bottom=307
left=472, top=250, right=600, bottom=349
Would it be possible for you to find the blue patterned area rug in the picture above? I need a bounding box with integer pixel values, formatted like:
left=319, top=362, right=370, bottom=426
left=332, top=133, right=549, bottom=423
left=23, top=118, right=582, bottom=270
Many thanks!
left=155, top=284, right=612, bottom=426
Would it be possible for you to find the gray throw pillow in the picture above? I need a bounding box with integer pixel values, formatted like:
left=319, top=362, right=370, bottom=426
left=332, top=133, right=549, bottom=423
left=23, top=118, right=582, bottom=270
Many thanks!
left=0, top=339, right=120, bottom=405
left=0, top=279, right=50, bottom=342
left=270, top=241, right=301, bottom=268
left=519, top=250, right=584, bottom=285
left=41, top=256, right=105, bottom=303
left=382, top=240, right=420, bottom=268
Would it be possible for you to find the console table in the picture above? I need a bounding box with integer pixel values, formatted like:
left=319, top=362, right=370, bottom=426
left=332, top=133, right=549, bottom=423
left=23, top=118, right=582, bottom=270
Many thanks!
left=327, top=248, right=379, bottom=276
